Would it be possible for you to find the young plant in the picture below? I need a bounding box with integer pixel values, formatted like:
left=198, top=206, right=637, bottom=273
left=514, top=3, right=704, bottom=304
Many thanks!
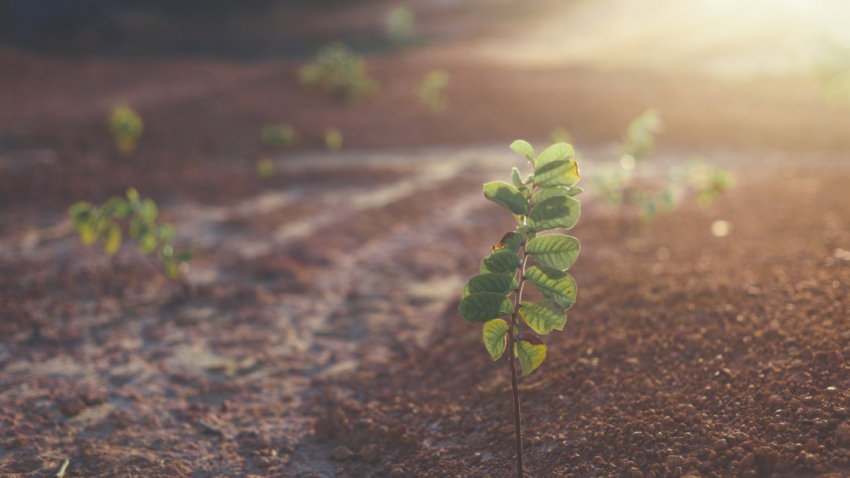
left=386, top=7, right=415, bottom=46
left=298, top=42, right=378, bottom=101
left=324, top=128, right=343, bottom=152
left=459, top=140, right=582, bottom=478
left=417, top=70, right=450, bottom=113
left=69, top=188, right=193, bottom=281
left=107, top=104, right=144, bottom=155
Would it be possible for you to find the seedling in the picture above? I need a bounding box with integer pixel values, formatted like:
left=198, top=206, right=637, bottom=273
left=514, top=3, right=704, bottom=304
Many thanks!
left=386, top=7, right=415, bottom=46
left=261, top=124, right=297, bottom=148
left=107, top=104, right=144, bottom=155
left=324, top=129, right=343, bottom=152
left=459, top=140, right=582, bottom=478
left=298, top=42, right=378, bottom=101
left=69, top=188, right=193, bottom=281
left=417, top=70, right=450, bottom=113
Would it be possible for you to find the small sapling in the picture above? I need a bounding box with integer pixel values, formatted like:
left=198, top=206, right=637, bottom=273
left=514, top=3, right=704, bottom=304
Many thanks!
left=459, top=140, right=582, bottom=478
left=324, top=129, right=343, bottom=152
left=417, top=70, right=450, bottom=113
left=107, top=104, right=144, bottom=155
left=69, top=188, right=193, bottom=282
left=298, top=42, right=378, bottom=101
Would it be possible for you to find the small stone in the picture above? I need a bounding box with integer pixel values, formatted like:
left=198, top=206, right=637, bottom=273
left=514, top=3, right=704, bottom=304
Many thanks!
left=629, top=468, right=644, bottom=478
left=329, top=445, right=354, bottom=461
left=389, top=467, right=406, bottom=478
left=806, top=438, right=819, bottom=453
left=666, top=455, right=684, bottom=467
left=713, top=439, right=728, bottom=451
left=358, top=444, right=379, bottom=459
left=768, top=395, right=783, bottom=408
left=58, top=396, right=86, bottom=417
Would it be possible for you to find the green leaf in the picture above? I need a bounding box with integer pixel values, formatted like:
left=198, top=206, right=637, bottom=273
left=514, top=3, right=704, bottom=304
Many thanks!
left=483, top=181, right=529, bottom=216
left=459, top=292, right=514, bottom=323
left=128, top=217, right=148, bottom=239
left=524, top=265, right=577, bottom=309
left=463, top=273, right=519, bottom=298
left=103, top=222, right=122, bottom=256
left=519, top=300, right=566, bottom=335
left=126, top=188, right=140, bottom=204
left=157, top=223, right=176, bottom=241
left=516, top=339, right=547, bottom=376
left=140, top=198, right=158, bottom=222
left=138, top=233, right=158, bottom=254
left=480, top=250, right=521, bottom=274
left=510, top=140, right=535, bottom=164
left=102, top=197, right=131, bottom=219
left=492, top=227, right=525, bottom=254
left=164, top=261, right=181, bottom=280
left=533, top=159, right=580, bottom=188
left=511, top=167, right=524, bottom=188
left=69, top=202, right=93, bottom=227
left=535, top=143, right=574, bottom=169
left=530, top=186, right=582, bottom=206
left=482, top=319, right=510, bottom=360
left=79, top=222, right=97, bottom=245
left=526, top=234, right=580, bottom=270
left=528, top=196, right=580, bottom=232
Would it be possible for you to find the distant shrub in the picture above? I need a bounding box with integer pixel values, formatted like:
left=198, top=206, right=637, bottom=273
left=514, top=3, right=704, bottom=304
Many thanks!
left=387, top=7, right=415, bottom=45
left=261, top=124, right=297, bottom=148
left=256, top=155, right=274, bottom=179
left=417, top=70, right=449, bottom=113
left=298, top=42, right=378, bottom=101
left=589, top=110, right=734, bottom=221
left=108, top=105, right=144, bottom=155
left=69, top=188, right=193, bottom=280
left=815, top=41, right=850, bottom=107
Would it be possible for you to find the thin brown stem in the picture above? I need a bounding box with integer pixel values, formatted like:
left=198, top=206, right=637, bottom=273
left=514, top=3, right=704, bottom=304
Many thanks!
left=507, top=183, right=535, bottom=478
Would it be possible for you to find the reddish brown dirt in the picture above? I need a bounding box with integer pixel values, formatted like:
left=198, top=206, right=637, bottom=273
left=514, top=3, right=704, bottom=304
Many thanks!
left=2, top=33, right=850, bottom=478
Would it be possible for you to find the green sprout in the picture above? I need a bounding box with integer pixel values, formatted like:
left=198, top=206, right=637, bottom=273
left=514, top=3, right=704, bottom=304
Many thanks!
left=324, top=129, right=343, bottom=152
left=459, top=140, right=582, bottom=478
left=417, top=70, right=450, bottom=113
left=298, top=42, right=378, bottom=101
left=386, top=7, right=415, bottom=46
left=108, top=105, right=144, bottom=155
left=69, top=188, right=193, bottom=281
left=261, top=124, right=297, bottom=148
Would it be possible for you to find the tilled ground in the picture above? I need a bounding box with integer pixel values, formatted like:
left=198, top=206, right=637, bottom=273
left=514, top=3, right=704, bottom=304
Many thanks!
left=1, top=45, right=850, bottom=478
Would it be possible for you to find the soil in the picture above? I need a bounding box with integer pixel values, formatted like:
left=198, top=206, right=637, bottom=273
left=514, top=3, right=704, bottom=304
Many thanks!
left=2, top=3, right=850, bottom=478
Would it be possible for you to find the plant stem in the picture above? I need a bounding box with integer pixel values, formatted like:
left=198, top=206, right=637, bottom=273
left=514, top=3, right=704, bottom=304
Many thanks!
left=508, top=211, right=532, bottom=478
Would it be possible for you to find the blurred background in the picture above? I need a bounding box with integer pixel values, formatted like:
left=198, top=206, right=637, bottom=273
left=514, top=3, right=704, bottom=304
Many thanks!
left=4, top=4, right=850, bottom=476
